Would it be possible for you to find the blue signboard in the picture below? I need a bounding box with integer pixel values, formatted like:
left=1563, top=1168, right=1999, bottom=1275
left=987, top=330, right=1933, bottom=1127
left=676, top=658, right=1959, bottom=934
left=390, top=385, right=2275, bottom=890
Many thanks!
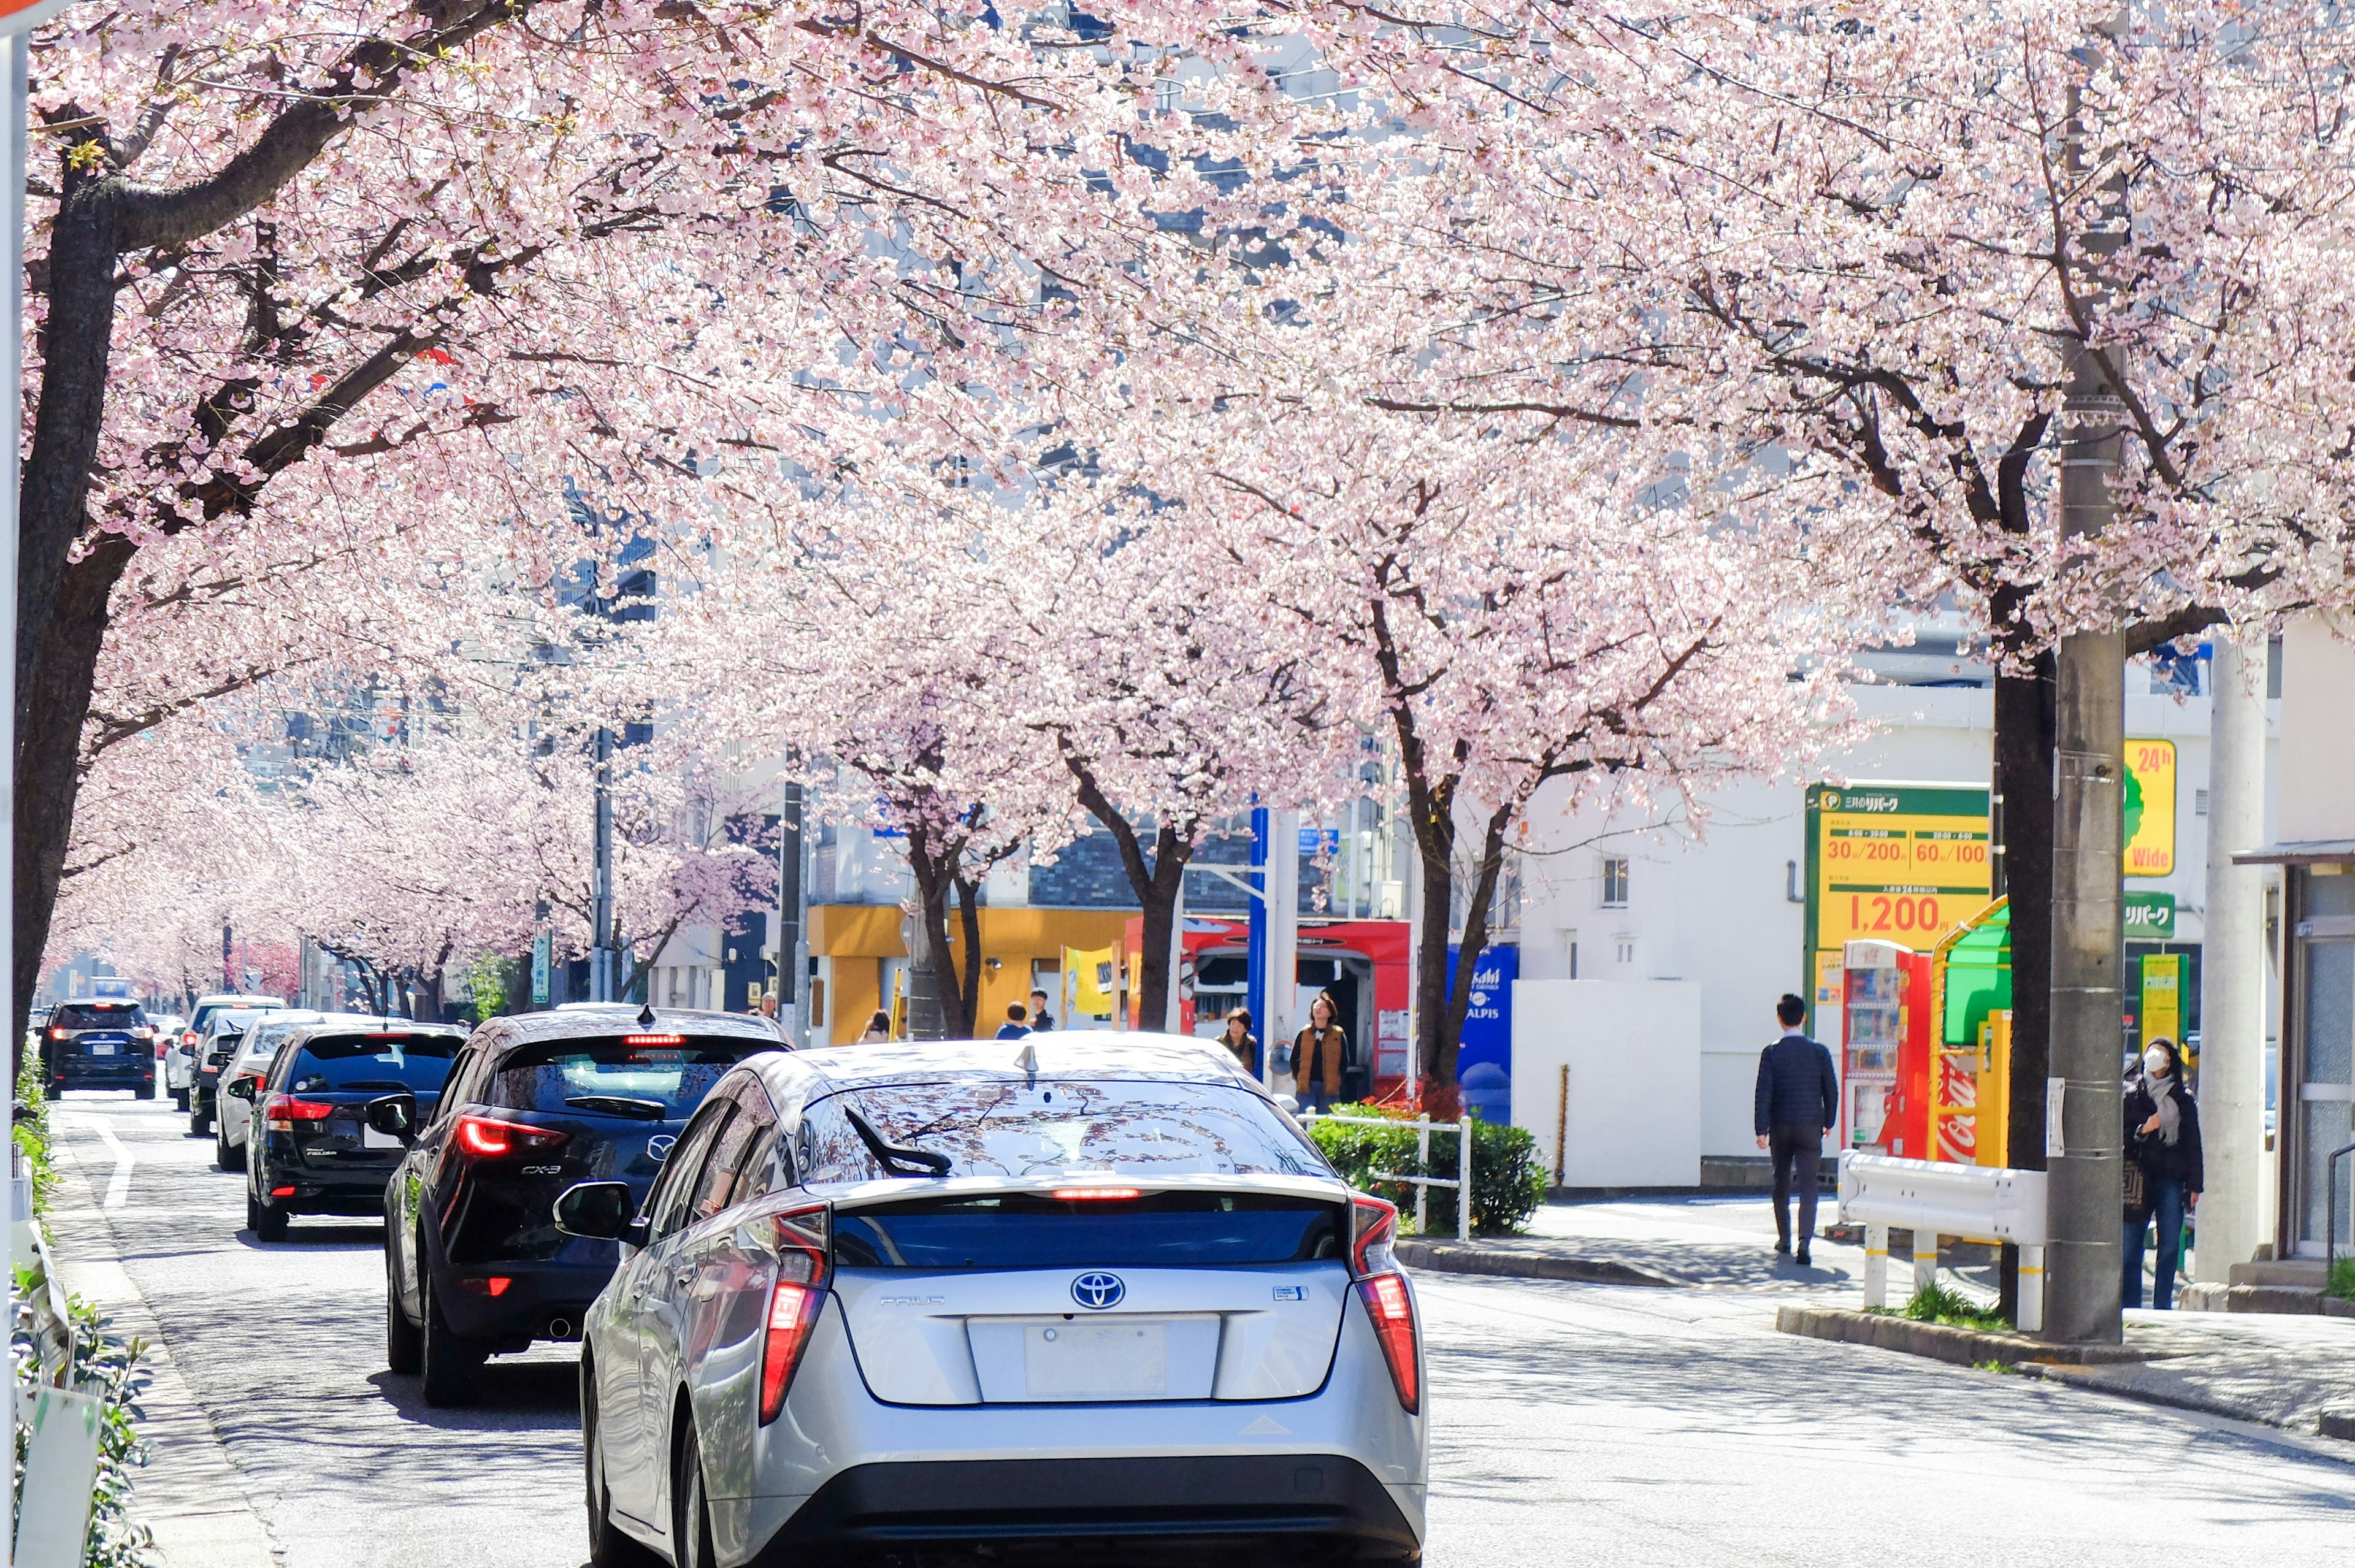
left=1298, top=827, right=1341, bottom=855
left=1447, top=943, right=1517, bottom=1123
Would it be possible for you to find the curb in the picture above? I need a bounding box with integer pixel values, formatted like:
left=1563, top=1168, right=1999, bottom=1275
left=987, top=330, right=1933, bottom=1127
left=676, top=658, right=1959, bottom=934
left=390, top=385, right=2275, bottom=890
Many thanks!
left=1396, top=1240, right=1684, bottom=1288
left=1773, top=1304, right=2156, bottom=1368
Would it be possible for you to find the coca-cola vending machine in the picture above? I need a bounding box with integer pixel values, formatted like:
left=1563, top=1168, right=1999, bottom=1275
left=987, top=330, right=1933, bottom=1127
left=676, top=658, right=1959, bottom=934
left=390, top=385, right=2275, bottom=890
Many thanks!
left=1840, top=939, right=1932, bottom=1157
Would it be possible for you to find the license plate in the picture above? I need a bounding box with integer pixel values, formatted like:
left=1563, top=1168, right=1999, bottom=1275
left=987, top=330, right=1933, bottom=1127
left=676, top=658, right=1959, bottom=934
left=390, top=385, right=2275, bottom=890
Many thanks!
left=1024, top=1320, right=1168, bottom=1398
left=86, top=1042, right=117, bottom=1057
left=362, top=1124, right=401, bottom=1150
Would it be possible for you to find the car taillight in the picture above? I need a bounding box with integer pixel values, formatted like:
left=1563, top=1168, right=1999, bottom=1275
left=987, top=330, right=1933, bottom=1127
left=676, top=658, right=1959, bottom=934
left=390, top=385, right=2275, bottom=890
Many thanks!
left=47, top=1028, right=66, bottom=1041
left=1349, top=1194, right=1399, bottom=1278
left=264, top=1095, right=335, bottom=1128
left=1356, top=1272, right=1421, bottom=1413
left=454, top=1114, right=569, bottom=1159
left=760, top=1203, right=831, bottom=1424
left=1051, top=1187, right=1141, bottom=1201
left=133, top=1027, right=155, bottom=1040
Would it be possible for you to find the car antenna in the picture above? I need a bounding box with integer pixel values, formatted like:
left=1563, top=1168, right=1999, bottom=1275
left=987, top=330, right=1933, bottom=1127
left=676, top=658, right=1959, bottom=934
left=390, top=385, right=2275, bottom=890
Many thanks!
left=1016, top=1041, right=1038, bottom=1087
left=637, top=1001, right=657, bottom=1028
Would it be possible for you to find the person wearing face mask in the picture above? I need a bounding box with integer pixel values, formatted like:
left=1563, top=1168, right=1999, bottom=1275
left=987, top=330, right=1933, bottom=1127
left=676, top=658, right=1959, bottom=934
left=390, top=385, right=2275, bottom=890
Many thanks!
left=2121, top=1037, right=2204, bottom=1310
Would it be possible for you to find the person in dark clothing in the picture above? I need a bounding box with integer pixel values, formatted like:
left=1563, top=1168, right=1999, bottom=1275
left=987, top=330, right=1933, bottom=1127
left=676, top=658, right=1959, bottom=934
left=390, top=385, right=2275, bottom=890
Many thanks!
left=2123, top=1036, right=2203, bottom=1310
left=994, top=1004, right=1032, bottom=1041
left=1755, top=993, right=1840, bottom=1265
left=1028, top=989, right=1055, bottom=1031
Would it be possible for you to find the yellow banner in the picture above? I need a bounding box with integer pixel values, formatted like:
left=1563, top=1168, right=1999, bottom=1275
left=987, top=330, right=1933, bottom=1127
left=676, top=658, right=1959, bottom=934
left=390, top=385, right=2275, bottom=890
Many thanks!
left=2124, top=738, right=2177, bottom=878
left=1065, top=945, right=1119, bottom=1014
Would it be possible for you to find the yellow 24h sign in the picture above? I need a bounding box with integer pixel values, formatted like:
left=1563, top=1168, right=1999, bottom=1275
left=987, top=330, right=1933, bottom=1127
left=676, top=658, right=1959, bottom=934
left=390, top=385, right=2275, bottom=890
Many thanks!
left=2124, top=739, right=2177, bottom=878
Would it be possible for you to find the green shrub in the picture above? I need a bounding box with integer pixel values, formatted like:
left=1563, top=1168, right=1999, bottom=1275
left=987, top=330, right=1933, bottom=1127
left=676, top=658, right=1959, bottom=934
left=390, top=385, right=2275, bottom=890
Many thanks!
left=2328, top=1256, right=2355, bottom=1303
left=13, top=1275, right=158, bottom=1567
left=14, top=1058, right=54, bottom=1218
left=1901, top=1282, right=2011, bottom=1333
left=1304, top=1103, right=1547, bottom=1236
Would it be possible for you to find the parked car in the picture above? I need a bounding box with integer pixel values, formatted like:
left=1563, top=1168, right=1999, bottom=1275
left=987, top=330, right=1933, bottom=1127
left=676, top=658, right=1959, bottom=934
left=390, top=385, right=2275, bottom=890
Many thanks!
left=168, top=994, right=284, bottom=1111
left=39, top=1000, right=158, bottom=1098
left=553, top=1033, right=1428, bottom=1568
left=147, top=1012, right=186, bottom=1080
left=376, top=1006, right=791, bottom=1407
left=188, top=1009, right=281, bottom=1135
left=229, top=1020, right=470, bottom=1241
left=210, top=1010, right=328, bottom=1169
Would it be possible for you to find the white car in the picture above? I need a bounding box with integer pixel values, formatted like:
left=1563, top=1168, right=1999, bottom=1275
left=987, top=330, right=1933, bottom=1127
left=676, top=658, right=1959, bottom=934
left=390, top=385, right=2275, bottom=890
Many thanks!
left=210, top=1010, right=328, bottom=1169
left=561, top=1034, right=1428, bottom=1568
left=167, top=994, right=284, bottom=1109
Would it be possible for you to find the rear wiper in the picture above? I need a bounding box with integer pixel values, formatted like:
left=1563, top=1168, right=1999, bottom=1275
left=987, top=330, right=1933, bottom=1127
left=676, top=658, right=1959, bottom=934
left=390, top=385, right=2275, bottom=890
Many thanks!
left=565, top=1095, right=670, bottom=1121
left=844, top=1106, right=952, bottom=1177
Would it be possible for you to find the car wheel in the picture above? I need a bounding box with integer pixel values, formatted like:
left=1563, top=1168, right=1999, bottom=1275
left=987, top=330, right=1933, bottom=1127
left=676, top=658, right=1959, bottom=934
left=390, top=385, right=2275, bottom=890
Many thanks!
left=584, top=1360, right=661, bottom=1567
left=420, top=1269, right=485, bottom=1408
left=213, top=1121, right=245, bottom=1172
left=171, top=1087, right=190, bottom=1112
left=189, top=1107, right=211, bottom=1137
left=672, top=1415, right=717, bottom=1568
left=134, top=1079, right=155, bottom=1101
left=386, top=1261, right=423, bottom=1376
left=250, top=1193, right=288, bottom=1242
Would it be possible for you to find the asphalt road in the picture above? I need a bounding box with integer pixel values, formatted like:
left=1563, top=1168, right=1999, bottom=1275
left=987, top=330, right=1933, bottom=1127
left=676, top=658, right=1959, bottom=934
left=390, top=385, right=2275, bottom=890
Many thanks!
left=48, top=1090, right=2355, bottom=1568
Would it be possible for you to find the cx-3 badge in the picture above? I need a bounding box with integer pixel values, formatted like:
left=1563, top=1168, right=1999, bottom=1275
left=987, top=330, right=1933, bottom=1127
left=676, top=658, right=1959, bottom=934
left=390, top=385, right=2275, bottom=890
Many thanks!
left=1071, top=1272, right=1125, bottom=1310
left=646, top=1135, right=676, bottom=1161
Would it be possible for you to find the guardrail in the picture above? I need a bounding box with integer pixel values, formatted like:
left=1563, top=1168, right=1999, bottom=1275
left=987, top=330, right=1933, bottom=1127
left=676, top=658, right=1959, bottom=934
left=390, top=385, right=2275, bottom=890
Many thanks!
left=1300, top=1111, right=1472, bottom=1242
left=1837, top=1150, right=2048, bottom=1333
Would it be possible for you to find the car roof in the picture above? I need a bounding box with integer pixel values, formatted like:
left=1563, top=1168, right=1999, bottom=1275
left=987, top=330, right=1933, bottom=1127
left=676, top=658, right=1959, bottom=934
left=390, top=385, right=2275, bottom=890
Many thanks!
left=749, top=1031, right=1268, bottom=1102
left=282, top=1017, right=467, bottom=1043
left=468, top=1005, right=787, bottom=1057
left=195, top=994, right=283, bottom=1007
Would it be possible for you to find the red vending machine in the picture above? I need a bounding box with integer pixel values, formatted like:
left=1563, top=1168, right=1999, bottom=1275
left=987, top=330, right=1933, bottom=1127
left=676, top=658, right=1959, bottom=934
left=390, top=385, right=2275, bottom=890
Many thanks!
left=1839, top=939, right=1932, bottom=1157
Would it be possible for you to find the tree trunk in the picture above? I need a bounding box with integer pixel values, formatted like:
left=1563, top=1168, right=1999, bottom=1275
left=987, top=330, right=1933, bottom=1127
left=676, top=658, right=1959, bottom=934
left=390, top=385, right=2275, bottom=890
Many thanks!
left=1403, top=770, right=1461, bottom=1104
left=1994, top=647, right=2058, bottom=1317
left=952, top=873, right=983, bottom=1039
left=902, top=833, right=960, bottom=1039
left=1068, top=764, right=1194, bottom=1030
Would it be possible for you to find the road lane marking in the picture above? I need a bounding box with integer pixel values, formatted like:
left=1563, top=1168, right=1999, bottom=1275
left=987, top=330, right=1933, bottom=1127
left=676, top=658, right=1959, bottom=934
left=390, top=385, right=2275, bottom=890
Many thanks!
left=64, top=1113, right=134, bottom=1209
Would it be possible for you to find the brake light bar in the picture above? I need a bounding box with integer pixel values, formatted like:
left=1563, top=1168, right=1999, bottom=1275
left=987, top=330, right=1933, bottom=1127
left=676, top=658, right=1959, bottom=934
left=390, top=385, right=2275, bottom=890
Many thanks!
left=1349, top=1195, right=1400, bottom=1279
left=623, top=1033, right=686, bottom=1046
left=1357, top=1272, right=1421, bottom=1413
left=1052, top=1187, right=1141, bottom=1201
left=454, top=1114, right=570, bottom=1159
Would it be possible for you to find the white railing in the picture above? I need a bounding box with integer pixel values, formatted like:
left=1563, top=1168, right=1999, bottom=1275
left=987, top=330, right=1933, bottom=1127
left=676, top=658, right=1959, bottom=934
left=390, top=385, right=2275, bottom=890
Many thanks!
left=1301, top=1111, right=1473, bottom=1243
left=1837, top=1149, right=2048, bottom=1332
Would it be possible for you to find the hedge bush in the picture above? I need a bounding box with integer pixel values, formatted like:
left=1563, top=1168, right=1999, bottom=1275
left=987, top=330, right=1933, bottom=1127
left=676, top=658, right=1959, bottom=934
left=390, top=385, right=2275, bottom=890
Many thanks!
left=1304, top=1104, right=1547, bottom=1236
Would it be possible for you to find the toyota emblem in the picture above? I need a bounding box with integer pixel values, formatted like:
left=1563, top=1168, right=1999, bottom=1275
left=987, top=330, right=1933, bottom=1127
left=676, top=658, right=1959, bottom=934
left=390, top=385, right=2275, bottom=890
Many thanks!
left=1071, top=1272, right=1125, bottom=1310
left=646, top=1135, right=677, bottom=1162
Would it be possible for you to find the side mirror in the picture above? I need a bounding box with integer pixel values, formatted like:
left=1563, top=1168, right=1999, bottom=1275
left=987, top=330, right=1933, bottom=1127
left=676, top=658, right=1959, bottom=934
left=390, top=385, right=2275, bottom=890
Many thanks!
left=364, top=1095, right=416, bottom=1140
left=554, top=1180, right=648, bottom=1247
left=226, top=1079, right=257, bottom=1102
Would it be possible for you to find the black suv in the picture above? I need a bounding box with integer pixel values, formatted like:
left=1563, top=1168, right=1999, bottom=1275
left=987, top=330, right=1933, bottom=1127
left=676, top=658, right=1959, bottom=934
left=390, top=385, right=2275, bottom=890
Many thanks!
left=375, top=1006, right=788, bottom=1405
left=42, top=1000, right=157, bottom=1098
left=232, top=1021, right=469, bottom=1241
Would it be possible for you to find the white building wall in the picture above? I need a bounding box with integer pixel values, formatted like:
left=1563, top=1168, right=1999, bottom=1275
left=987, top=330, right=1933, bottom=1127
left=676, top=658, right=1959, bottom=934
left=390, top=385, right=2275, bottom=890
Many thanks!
left=1514, top=678, right=2278, bottom=1160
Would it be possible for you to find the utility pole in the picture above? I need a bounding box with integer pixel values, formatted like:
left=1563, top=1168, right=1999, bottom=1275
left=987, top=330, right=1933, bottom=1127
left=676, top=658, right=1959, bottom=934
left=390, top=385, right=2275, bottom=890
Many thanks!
left=591, top=723, right=615, bottom=1003
left=2043, top=63, right=2129, bottom=1345
left=778, top=778, right=805, bottom=1042
left=2193, top=638, right=2269, bottom=1280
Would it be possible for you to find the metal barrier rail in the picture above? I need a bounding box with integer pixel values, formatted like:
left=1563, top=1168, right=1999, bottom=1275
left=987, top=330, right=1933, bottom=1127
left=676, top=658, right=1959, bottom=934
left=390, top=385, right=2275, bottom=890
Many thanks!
left=1300, top=1111, right=1473, bottom=1242
left=1837, top=1149, right=2048, bottom=1333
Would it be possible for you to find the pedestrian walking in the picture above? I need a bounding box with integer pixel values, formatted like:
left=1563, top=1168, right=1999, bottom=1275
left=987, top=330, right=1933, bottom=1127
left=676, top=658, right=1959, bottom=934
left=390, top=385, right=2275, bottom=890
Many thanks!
left=994, top=1004, right=1032, bottom=1041
left=1292, top=992, right=1348, bottom=1115
left=1754, top=993, right=1838, bottom=1266
left=1028, top=989, right=1055, bottom=1031
left=859, top=1010, right=891, bottom=1044
left=2123, top=1036, right=2203, bottom=1310
left=1218, top=1008, right=1259, bottom=1076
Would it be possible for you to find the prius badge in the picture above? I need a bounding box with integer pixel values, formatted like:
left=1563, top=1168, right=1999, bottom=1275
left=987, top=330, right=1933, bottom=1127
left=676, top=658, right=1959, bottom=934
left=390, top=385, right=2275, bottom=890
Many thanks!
left=1071, top=1272, right=1125, bottom=1310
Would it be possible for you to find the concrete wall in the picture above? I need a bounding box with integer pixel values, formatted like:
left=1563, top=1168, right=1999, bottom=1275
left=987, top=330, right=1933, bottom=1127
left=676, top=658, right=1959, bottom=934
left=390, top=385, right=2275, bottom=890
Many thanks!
left=1510, top=980, right=1701, bottom=1188
left=2277, top=615, right=2355, bottom=843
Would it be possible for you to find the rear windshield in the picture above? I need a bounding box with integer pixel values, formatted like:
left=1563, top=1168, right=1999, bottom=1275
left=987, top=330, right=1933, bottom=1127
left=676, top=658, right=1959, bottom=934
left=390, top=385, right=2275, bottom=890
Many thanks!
left=834, top=1190, right=1346, bottom=1270
left=800, top=1081, right=1329, bottom=1184
left=283, top=1033, right=463, bottom=1094
left=53, top=1004, right=143, bottom=1030
left=489, top=1036, right=784, bottom=1118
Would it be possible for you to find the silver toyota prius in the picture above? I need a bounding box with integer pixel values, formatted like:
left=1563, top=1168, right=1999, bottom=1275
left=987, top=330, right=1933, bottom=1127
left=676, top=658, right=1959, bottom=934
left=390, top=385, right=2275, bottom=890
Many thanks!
left=557, top=1034, right=1428, bottom=1568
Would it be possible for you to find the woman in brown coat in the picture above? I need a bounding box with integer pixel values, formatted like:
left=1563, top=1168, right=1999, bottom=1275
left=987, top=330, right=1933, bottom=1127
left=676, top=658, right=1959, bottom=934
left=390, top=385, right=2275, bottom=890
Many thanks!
left=1292, top=992, right=1349, bottom=1113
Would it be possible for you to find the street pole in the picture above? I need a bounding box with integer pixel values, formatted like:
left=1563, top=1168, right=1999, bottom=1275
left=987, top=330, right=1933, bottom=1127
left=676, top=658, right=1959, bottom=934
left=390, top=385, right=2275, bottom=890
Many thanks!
left=1246, top=806, right=1269, bottom=1084
left=2193, top=637, right=2269, bottom=1280
left=1268, top=809, right=1300, bottom=1051
left=2044, top=69, right=2129, bottom=1342
left=591, top=723, right=615, bottom=1003
left=1163, top=873, right=1185, bottom=1034
left=778, top=777, right=803, bottom=1039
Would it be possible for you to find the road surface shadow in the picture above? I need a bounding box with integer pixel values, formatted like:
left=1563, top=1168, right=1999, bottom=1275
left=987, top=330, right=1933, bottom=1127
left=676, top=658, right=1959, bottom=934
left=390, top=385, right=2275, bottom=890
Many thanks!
left=368, top=1363, right=582, bottom=1428
left=234, top=1223, right=387, bottom=1252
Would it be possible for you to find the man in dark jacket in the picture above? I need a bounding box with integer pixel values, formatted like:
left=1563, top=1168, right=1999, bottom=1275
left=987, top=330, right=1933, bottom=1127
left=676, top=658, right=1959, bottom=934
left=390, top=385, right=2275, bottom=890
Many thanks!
left=1755, top=993, right=1840, bottom=1265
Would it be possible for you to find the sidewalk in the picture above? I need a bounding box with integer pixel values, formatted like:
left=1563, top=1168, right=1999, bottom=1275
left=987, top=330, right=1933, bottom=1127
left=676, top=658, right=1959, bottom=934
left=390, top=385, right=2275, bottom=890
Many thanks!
left=1409, top=1195, right=2355, bottom=1445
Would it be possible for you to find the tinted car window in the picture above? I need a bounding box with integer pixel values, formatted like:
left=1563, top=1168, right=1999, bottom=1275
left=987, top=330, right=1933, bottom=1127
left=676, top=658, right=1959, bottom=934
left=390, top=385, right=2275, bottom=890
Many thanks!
left=281, top=1033, right=463, bottom=1094
left=833, top=1191, right=1345, bottom=1270
left=53, top=1003, right=144, bottom=1030
left=798, top=1082, right=1328, bottom=1184
left=488, top=1036, right=782, bottom=1119
left=687, top=1098, right=770, bottom=1226
left=648, top=1103, right=734, bottom=1242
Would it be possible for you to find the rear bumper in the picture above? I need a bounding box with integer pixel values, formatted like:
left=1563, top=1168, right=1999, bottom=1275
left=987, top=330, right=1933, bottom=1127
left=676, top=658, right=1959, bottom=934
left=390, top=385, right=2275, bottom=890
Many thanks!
left=742, top=1455, right=1420, bottom=1565
left=435, top=1258, right=611, bottom=1344
left=50, top=1065, right=153, bottom=1090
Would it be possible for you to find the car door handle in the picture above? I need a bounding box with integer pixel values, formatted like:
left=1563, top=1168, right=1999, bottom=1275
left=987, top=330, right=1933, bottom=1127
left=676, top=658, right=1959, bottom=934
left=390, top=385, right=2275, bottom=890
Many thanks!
left=671, top=1263, right=696, bottom=1286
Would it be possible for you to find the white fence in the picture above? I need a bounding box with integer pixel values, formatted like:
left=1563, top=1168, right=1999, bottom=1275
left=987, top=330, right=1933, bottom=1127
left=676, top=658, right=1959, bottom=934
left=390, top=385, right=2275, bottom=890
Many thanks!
left=1837, top=1150, right=2048, bottom=1333
left=1301, top=1111, right=1472, bottom=1242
